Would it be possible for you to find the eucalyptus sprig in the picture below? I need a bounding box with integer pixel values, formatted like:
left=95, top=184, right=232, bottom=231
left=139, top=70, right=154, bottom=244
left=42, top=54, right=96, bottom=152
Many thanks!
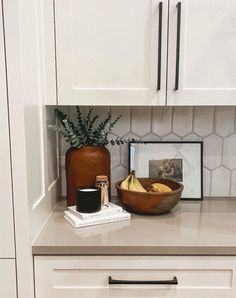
left=49, top=107, right=139, bottom=148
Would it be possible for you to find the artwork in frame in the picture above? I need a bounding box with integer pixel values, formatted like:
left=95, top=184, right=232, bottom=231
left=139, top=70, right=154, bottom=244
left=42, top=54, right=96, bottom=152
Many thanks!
left=129, top=141, right=203, bottom=200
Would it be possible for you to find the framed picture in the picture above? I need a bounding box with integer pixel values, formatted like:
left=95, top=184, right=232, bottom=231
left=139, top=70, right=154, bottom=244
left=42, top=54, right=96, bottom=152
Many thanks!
left=129, top=141, right=203, bottom=200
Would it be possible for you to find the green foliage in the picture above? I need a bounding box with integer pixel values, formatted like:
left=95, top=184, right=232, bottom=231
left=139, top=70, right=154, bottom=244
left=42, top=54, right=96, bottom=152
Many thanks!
left=49, top=107, right=138, bottom=148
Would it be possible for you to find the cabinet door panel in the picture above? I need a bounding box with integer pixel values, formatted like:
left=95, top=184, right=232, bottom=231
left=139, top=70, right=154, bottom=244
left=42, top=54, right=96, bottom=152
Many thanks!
left=0, top=259, right=17, bottom=298
left=35, top=256, right=236, bottom=298
left=55, top=0, right=168, bottom=105
left=167, top=0, right=236, bottom=105
left=0, top=0, right=15, bottom=258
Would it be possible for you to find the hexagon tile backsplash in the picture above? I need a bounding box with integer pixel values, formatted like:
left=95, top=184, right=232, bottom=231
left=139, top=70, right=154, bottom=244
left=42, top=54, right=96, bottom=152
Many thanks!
left=60, top=106, right=236, bottom=198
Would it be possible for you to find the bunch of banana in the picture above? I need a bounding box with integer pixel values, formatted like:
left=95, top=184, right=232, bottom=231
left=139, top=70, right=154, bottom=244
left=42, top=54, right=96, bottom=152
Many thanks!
left=120, top=171, right=146, bottom=192
left=148, top=183, right=172, bottom=193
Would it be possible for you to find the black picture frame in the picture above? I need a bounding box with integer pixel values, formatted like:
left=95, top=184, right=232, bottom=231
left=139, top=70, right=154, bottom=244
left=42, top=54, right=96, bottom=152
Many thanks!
left=128, top=141, right=203, bottom=200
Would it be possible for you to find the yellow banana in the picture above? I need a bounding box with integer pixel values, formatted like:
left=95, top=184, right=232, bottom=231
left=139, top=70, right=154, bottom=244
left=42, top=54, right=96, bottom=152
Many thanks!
left=133, top=176, right=147, bottom=192
left=128, top=175, right=137, bottom=191
left=150, top=183, right=172, bottom=193
left=120, top=174, right=131, bottom=190
left=120, top=171, right=146, bottom=192
left=128, top=172, right=146, bottom=192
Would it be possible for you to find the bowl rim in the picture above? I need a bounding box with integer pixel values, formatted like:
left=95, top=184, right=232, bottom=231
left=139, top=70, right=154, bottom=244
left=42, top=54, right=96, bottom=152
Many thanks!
left=115, top=178, right=184, bottom=195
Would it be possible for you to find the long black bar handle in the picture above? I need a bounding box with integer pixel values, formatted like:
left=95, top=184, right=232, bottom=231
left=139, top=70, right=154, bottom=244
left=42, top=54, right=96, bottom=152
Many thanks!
left=174, top=2, right=181, bottom=91
left=109, top=276, right=178, bottom=285
left=157, top=2, right=163, bottom=91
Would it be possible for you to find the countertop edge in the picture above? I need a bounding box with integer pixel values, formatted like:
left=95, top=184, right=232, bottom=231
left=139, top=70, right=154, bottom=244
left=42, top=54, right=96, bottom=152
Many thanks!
left=32, top=246, right=236, bottom=256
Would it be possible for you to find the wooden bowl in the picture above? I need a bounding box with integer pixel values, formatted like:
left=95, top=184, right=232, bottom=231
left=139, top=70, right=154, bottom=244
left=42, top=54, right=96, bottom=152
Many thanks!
left=115, top=178, right=184, bottom=215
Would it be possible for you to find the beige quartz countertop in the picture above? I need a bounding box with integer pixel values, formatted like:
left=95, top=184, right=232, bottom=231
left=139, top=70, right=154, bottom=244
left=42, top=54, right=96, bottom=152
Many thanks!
left=32, top=198, right=236, bottom=255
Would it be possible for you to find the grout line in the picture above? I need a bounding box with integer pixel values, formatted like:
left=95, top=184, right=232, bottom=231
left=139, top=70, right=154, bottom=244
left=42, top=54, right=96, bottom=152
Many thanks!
left=220, top=137, right=224, bottom=165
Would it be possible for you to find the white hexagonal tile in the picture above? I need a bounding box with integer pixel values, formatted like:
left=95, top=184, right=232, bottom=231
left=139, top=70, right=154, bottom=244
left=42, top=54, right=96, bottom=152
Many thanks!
left=131, top=107, right=151, bottom=136
left=152, top=107, right=172, bottom=136
left=193, top=107, right=214, bottom=137
left=60, top=105, right=69, bottom=118
left=46, top=105, right=56, bottom=125
left=203, top=167, right=211, bottom=197
left=92, top=106, right=110, bottom=122
left=211, top=167, right=230, bottom=197
left=47, top=130, right=58, bottom=186
left=161, top=133, right=181, bottom=141
left=222, top=134, right=236, bottom=170
left=60, top=136, right=71, bottom=197
left=172, top=107, right=193, bottom=137
left=111, top=107, right=131, bottom=137
left=107, top=134, right=121, bottom=169
left=46, top=106, right=58, bottom=185
left=141, top=133, right=160, bottom=142
left=111, top=166, right=128, bottom=196
left=60, top=135, right=71, bottom=157
left=61, top=171, right=67, bottom=197
left=230, top=170, right=236, bottom=196
left=60, top=159, right=67, bottom=196
left=120, top=133, right=140, bottom=168
left=182, top=133, right=202, bottom=142
left=215, top=107, right=235, bottom=137
left=203, top=134, right=223, bottom=170
left=69, top=106, right=111, bottom=128
left=69, top=106, right=87, bottom=123
left=89, top=107, right=111, bottom=135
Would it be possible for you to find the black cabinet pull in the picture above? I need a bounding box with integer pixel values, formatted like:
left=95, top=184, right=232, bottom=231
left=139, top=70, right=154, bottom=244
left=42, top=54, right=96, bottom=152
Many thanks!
left=109, top=276, right=178, bottom=285
left=157, top=2, right=163, bottom=91
left=174, top=2, right=181, bottom=91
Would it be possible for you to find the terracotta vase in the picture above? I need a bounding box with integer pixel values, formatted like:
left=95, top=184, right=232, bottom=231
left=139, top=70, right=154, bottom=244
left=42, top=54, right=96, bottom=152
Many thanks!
left=65, top=146, right=111, bottom=206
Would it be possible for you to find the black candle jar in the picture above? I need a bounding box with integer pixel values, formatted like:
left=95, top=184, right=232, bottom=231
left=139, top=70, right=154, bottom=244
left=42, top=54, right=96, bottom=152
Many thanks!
left=76, top=187, right=101, bottom=213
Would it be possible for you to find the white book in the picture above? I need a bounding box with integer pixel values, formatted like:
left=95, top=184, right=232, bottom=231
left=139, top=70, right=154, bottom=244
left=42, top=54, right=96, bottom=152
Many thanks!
left=67, top=202, right=122, bottom=220
left=64, top=210, right=130, bottom=228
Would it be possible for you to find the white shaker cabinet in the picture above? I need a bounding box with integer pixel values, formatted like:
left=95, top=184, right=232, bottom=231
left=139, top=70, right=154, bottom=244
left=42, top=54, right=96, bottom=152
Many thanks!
left=53, top=0, right=236, bottom=106
left=0, top=1, right=17, bottom=297
left=0, top=260, right=17, bottom=298
left=0, top=0, right=15, bottom=259
left=167, top=0, right=236, bottom=105
left=54, top=0, right=168, bottom=105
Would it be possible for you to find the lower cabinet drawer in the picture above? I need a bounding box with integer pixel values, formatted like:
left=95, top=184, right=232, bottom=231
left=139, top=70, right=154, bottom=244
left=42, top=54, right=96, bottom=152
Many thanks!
left=34, top=256, right=236, bottom=298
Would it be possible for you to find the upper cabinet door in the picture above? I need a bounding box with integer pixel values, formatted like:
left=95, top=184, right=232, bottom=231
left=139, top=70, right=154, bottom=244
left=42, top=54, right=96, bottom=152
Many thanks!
left=167, top=0, right=236, bottom=105
left=55, top=0, right=168, bottom=105
left=0, top=0, right=15, bottom=258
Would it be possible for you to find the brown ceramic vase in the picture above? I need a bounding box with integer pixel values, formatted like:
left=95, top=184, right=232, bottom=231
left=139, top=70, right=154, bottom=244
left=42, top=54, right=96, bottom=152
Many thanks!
left=65, top=146, right=111, bottom=206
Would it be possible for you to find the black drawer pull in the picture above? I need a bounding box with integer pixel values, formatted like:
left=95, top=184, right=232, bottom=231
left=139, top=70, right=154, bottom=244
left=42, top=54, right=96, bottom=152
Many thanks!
left=109, top=276, right=178, bottom=285
left=174, top=2, right=181, bottom=91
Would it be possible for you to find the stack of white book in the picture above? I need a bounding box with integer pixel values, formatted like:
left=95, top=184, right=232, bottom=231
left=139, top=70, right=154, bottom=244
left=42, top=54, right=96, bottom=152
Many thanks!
left=64, top=202, right=130, bottom=228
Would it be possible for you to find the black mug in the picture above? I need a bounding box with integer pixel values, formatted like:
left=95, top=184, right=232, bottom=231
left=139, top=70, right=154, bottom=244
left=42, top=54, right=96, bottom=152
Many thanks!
left=76, top=187, right=101, bottom=213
